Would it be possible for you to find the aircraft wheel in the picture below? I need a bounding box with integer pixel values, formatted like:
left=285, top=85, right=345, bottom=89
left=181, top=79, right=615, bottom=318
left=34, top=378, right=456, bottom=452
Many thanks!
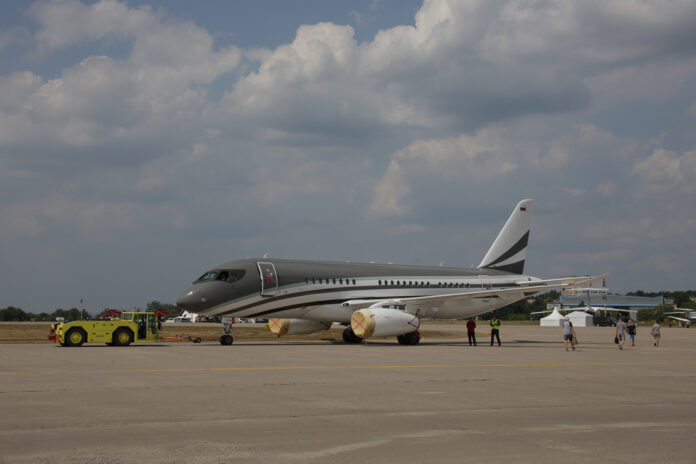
left=220, top=335, right=234, bottom=345
left=402, top=331, right=420, bottom=345
left=342, top=327, right=362, bottom=344
left=194, top=337, right=202, bottom=343
left=397, top=334, right=406, bottom=345
left=65, top=328, right=86, bottom=347
left=113, top=328, right=133, bottom=346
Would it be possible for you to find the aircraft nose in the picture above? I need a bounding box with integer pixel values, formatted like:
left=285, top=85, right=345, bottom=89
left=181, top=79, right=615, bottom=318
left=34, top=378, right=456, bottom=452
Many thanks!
left=176, top=288, right=206, bottom=311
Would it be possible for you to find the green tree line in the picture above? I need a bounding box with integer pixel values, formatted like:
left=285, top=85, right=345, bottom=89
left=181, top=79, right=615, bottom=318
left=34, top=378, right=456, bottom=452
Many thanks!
left=0, top=301, right=181, bottom=322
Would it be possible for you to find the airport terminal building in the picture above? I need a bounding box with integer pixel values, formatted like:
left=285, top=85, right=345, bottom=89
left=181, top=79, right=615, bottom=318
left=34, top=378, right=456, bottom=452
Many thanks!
left=560, top=293, right=664, bottom=312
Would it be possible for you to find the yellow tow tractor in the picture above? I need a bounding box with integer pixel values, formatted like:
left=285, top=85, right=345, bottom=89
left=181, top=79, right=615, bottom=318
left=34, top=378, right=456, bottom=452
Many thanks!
left=49, top=310, right=162, bottom=347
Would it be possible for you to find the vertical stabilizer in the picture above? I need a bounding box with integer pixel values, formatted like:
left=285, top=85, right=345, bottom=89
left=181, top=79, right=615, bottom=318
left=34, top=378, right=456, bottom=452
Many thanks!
left=478, top=199, right=533, bottom=274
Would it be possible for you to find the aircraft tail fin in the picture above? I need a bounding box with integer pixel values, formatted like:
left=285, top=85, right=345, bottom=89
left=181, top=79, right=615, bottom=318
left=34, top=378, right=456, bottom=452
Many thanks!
left=478, top=199, right=533, bottom=274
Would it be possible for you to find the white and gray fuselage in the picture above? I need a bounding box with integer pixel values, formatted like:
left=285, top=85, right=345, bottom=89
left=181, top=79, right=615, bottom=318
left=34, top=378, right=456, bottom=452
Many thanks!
left=175, top=258, right=542, bottom=323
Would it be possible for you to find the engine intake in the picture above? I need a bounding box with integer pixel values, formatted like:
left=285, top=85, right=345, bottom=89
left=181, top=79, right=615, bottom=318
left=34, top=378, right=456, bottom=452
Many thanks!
left=350, top=307, right=420, bottom=339
left=267, top=319, right=331, bottom=336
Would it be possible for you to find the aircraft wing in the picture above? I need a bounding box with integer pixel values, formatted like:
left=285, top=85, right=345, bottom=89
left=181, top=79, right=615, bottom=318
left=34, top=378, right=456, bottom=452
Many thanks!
left=514, top=273, right=610, bottom=287
left=668, top=316, right=691, bottom=323
left=343, top=286, right=542, bottom=310
left=599, top=307, right=632, bottom=313
left=342, top=274, right=604, bottom=311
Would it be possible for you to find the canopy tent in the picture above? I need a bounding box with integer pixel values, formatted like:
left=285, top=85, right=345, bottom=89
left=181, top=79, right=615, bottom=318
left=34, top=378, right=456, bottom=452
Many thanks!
left=567, top=310, right=593, bottom=327
left=540, top=308, right=565, bottom=327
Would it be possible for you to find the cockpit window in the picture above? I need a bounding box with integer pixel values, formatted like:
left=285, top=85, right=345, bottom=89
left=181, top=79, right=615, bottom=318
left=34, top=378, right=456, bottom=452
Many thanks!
left=196, top=270, right=245, bottom=283
left=197, top=271, right=219, bottom=282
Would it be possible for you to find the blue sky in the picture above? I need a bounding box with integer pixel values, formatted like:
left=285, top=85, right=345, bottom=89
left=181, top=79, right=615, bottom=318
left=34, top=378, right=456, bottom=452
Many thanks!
left=1, top=0, right=696, bottom=314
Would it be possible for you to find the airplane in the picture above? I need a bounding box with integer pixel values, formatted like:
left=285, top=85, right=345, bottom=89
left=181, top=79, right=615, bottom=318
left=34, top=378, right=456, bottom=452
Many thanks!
left=176, top=199, right=606, bottom=345
left=532, top=286, right=635, bottom=318
left=665, top=307, right=696, bottom=326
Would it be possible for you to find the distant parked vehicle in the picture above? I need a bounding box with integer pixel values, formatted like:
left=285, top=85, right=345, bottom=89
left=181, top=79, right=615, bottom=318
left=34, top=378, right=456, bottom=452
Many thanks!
left=593, top=316, right=617, bottom=327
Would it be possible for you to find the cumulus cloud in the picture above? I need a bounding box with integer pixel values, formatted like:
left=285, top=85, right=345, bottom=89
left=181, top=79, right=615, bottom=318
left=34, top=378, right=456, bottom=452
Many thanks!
left=369, top=129, right=518, bottom=217
left=2, top=0, right=241, bottom=168
left=632, top=149, right=696, bottom=194
left=29, top=0, right=157, bottom=51
left=2, top=0, right=696, bottom=311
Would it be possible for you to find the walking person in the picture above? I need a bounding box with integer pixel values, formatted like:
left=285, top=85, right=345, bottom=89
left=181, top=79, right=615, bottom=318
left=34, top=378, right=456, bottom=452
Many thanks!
left=616, top=317, right=627, bottom=350
left=563, top=316, right=576, bottom=351
left=490, top=314, right=501, bottom=346
left=466, top=317, right=477, bottom=346
left=651, top=319, right=661, bottom=346
left=627, top=319, right=637, bottom=347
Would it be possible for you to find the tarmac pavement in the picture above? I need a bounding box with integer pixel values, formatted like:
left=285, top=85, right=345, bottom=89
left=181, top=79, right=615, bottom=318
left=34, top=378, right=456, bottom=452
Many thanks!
left=1, top=324, right=694, bottom=463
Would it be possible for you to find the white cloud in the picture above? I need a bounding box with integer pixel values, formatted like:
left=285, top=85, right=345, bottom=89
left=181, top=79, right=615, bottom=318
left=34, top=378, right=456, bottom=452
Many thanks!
left=371, top=159, right=410, bottom=216
left=3, top=0, right=696, bottom=311
left=586, top=58, right=696, bottom=105
left=1, top=1, right=241, bottom=160
left=480, top=0, right=696, bottom=67
left=596, top=181, right=616, bottom=197
left=564, top=188, right=585, bottom=198
left=370, top=129, right=517, bottom=216
left=632, top=149, right=696, bottom=194
left=30, top=0, right=157, bottom=51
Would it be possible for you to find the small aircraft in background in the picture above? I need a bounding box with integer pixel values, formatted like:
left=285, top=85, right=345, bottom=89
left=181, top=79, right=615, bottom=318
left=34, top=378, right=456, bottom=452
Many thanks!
left=533, top=286, right=637, bottom=321
left=664, top=307, right=695, bottom=326
left=532, top=303, right=631, bottom=319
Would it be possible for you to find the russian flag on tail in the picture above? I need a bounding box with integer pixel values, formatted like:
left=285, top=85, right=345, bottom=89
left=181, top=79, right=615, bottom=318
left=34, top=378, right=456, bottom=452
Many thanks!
left=520, top=206, right=527, bottom=212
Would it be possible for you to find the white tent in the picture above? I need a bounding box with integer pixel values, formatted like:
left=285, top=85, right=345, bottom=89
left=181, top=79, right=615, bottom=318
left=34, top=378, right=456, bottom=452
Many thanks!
left=540, top=308, right=565, bottom=327
left=567, top=310, right=593, bottom=327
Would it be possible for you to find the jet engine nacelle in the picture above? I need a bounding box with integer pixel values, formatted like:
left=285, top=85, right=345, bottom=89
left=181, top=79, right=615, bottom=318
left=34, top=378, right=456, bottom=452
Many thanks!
left=350, top=307, right=420, bottom=339
left=267, top=318, right=331, bottom=336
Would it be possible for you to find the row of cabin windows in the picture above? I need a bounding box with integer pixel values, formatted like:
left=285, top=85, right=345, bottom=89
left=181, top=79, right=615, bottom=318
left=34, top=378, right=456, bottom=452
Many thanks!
left=378, top=280, right=472, bottom=288
left=305, top=277, right=358, bottom=285
left=302, top=278, right=474, bottom=289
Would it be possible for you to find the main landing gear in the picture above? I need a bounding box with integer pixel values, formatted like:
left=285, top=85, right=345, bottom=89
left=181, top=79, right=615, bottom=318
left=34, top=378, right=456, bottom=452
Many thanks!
left=342, top=327, right=363, bottom=344
left=342, top=327, right=421, bottom=345
left=397, top=331, right=421, bottom=345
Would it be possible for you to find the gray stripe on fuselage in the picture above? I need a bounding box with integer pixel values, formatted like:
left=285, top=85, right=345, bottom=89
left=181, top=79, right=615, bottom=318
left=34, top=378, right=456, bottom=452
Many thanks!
left=202, top=281, right=519, bottom=318
left=195, top=258, right=526, bottom=317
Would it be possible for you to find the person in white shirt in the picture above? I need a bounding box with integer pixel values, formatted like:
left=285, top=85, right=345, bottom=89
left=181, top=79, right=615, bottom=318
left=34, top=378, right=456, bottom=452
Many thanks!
left=650, top=320, right=661, bottom=347
left=563, top=316, right=576, bottom=351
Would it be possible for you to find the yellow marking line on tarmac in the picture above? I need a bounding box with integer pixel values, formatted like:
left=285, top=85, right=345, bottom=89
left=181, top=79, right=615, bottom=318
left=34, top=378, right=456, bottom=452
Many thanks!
left=1, top=361, right=695, bottom=376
